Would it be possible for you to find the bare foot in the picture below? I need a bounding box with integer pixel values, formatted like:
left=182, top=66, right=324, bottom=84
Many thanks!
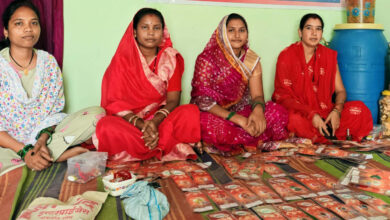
left=57, top=147, right=89, bottom=162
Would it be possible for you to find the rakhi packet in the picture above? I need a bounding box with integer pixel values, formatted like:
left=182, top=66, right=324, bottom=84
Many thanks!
left=190, top=169, right=215, bottom=189
left=313, top=196, right=364, bottom=220
left=268, top=177, right=315, bottom=200
left=106, top=161, right=140, bottom=170
left=253, top=155, right=289, bottom=164
left=170, top=170, right=198, bottom=191
left=336, top=193, right=386, bottom=218
left=294, top=155, right=317, bottom=163
left=204, top=186, right=238, bottom=210
left=165, top=161, right=202, bottom=173
left=297, top=147, right=318, bottom=156
left=263, top=163, right=286, bottom=177
left=244, top=181, right=282, bottom=204
left=310, top=173, right=351, bottom=193
left=252, top=205, right=286, bottom=220
left=354, top=193, right=390, bottom=216
left=184, top=191, right=213, bottom=213
left=221, top=158, right=241, bottom=176
left=134, top=162, right=162, bottom=179
left=284, top=137, right=313, bottom=145
left=207, top=211, right=237, bottom=220
left=295, top=200, right=340, bottom=220
left=274, top=203, right=310, bottom=220
left=291, top=173, right=333, bottom=195
left=234, top=160, right=262, bottom=180
left=231, top=209, right=260, bottom=220
left=222, top=182, right=263, bottom=208
left=352, top=168, right=390, bottom=196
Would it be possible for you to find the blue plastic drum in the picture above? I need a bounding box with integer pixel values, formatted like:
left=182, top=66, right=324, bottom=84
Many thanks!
left=330, top=23, right=388, bottom=123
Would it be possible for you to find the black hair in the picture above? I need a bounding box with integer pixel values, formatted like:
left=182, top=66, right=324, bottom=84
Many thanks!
left=299, top=13, right=324, bottom=30
left=133, top=8, right=165, bottom=30
left=226, top=13, right=248, bottom=32
left=0, top=0, right=40, bottom=50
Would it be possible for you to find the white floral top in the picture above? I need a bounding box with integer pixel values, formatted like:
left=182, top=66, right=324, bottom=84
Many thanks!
left=0, top=49, right=67, bottom=145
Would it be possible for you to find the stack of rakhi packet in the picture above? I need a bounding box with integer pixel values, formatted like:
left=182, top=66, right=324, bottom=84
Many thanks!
left=335, top=193, right=389, bottom=219
left=315, top=146, right=369, bottom=164
left=313, top=195, right=365, bottom=219
left=332, top=138, right=390, bottom=153
left=207, top=209, right=261, bottom=220
left=291, top=173, right=334, bottom=196
left=273, top=203, right=310, bottom=219
left=267, top=177, right=316, bottom=201
left=294, top=200, right=340, bottom=220
left=341, top=166, right=390, bottom=196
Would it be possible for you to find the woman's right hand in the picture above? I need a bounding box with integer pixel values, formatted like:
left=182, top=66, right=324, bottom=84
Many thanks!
left=231, top=114, right=256, bottom=136
left=312, top=114, right=330, bottom=136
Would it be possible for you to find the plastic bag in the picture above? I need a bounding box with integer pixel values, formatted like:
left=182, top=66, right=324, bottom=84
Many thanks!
left=121, top=181, right=169, bottom=220
left=17, top=191, right=108, bottom=220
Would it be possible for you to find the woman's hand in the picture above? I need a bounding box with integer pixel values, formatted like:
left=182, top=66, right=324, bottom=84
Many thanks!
left=34, top=138, right=53, bottom=161
left=247, top=107, right=266, bottom=137
left=325, top=110, right=340, bottom=136
left=142, top=120, right=159, bottom=149
left=231, top=114, right=256, bottom=136
left=24, top=147, right=52, bottom=171
left=312, top=114, right=329, bottom=136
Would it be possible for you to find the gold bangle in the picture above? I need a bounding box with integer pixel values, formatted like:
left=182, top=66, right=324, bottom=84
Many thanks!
left=128, top=115, right=138, bottom=123
left=332, top=108, right=341, bottom=116
left=133, top=117, right=141, bottom=126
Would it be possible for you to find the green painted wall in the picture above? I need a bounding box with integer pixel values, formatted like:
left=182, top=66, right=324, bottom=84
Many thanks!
left=62, top=0, right=390, bottom=113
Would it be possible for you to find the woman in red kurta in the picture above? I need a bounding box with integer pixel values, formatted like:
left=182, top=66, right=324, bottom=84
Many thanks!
left=272, top=13, right=373, bottom=143
left=96, top=8, right=200, bottom=161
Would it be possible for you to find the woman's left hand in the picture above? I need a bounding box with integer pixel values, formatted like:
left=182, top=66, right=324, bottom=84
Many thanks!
left=34, top=138, right=53, bottom=162
left=247, top=108, right=266, bottom=137
left=325, top=110, right=340, bottom=136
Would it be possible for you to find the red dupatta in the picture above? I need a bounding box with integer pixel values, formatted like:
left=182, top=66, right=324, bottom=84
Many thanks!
left=272, top=42, right=337, bottom=119
left=101, top=16, right=183, bottom=118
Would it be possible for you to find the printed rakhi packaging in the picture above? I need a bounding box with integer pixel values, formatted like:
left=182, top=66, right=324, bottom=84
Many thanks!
left=353, top=193, right=390, bottom=216
left=134, top=162, right=162, bottom=179
left=310, top=173, right=351, bottom=193
left=234, top=159, right=262, bottom=180
left=170, top=170, right=198, bottom=191
left=263, top=163, right=286, bottom=177
left=203, top=186, right=238, bottom=210
left=244, top=181, right=282, bottom=204
left=221, top=158, right=241, bottom=176
left=295, top=200, right=340, bottom=220
left=268, top=177, right=315, bottom=201
left=291, top=173, right=333, bottom=195
left=164, top=161, right=202, bottom=173
left=335, top=193, right=386, bottom=218
left=190, top=169, right=215, bottom=189
left=274, top=203, right=310, bottom=220
left=351, top=168, right=390, bottom=196
left=252, top=205, right=286, bottom=220
left=184, top=191, right=213, bottom=213
left=207, top=211, right=237, bottom=220
left=222, top=182, right=263, bottom=208
left=231, top=209, right=260, bottom=220
left=313, top=196, right=363, bottom=219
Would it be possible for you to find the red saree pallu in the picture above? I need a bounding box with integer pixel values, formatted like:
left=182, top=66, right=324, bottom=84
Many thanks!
left=96, top=15, right=200, bottom=160
left=191, top=16, right=288, bottom=152
left=272, top=42, right=373, bottom=143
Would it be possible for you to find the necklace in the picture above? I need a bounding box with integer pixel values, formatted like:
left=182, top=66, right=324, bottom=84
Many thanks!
left=9, top=49, right=34, bottom=75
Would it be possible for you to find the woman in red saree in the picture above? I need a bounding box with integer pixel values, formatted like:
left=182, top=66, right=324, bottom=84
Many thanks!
left=191, top=13, right=288, bottom=152
left=96, top=8, right=200, bottom=161
left=272, top=13, right=373, bottom=143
